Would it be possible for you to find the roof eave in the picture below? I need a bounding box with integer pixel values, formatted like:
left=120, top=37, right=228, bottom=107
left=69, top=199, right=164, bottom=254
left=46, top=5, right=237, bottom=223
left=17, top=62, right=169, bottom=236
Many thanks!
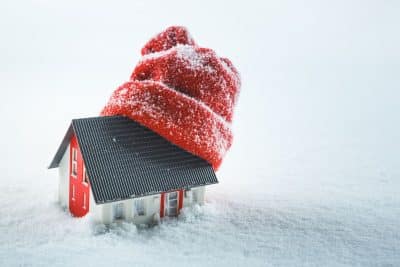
left=92, top=180, right=219, bottom=205
left=48, top=124, right=74, bottom=169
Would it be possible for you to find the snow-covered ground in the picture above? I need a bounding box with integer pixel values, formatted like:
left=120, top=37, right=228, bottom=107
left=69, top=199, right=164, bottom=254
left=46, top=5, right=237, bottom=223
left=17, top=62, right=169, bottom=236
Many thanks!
left=1, top=1, right=399, bottom=266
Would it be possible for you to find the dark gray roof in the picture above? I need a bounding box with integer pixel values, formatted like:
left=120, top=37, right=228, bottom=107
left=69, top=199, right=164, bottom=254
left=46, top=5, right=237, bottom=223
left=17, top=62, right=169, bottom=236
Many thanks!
left=49, top=116, right=218, bottom=204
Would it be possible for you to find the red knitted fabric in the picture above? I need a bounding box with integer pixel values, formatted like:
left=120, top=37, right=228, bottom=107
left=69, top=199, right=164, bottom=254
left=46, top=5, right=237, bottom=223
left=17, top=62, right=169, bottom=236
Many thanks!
left=101, top=26, right=240, bottom=170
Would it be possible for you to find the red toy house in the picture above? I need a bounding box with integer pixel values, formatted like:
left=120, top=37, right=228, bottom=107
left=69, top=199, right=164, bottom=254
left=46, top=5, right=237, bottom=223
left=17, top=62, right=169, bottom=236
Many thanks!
left=49, top=115, right=218, bottom=224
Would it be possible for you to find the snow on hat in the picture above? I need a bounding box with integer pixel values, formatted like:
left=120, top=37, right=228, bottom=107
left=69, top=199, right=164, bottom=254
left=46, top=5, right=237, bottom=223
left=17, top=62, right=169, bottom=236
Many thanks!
left=101, top=26, right=240, bottom=170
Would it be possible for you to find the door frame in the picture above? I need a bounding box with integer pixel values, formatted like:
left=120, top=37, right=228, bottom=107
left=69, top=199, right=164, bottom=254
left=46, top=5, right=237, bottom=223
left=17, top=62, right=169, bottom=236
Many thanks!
left=160, top=189, right=184, bottom=218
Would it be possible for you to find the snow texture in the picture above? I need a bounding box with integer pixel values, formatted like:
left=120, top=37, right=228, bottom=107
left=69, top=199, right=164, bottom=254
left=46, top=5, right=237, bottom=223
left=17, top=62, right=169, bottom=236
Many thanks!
left=102, top=27, right=240, bottom=169
left=0, top=1, right=399, bottom=266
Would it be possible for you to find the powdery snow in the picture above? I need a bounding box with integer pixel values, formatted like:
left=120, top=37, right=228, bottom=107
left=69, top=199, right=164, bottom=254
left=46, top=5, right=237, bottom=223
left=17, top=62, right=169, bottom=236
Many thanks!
left=175, top=45, right=215, bottom=73
left=141, top=26, right=196, bottom=55
left=1, top=160, right=399, bottom=267
left=103, top=80, right=233, bottom=164
left=1, top=1, right=400, bottom=266
left=102, top=26, right=240, bottom=169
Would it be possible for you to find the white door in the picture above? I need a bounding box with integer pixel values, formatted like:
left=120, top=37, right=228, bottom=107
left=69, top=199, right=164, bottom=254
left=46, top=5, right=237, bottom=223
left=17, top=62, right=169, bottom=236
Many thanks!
left=165, top=191, right=178, bottom=217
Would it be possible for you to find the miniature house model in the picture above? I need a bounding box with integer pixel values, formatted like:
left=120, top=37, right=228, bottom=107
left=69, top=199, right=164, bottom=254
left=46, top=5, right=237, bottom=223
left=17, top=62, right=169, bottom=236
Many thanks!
left=49, top=116, right=218, bottom=225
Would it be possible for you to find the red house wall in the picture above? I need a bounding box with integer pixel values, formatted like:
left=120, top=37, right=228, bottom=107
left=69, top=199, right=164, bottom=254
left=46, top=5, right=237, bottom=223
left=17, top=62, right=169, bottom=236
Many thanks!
left=69, top=135, right=90, bottom=217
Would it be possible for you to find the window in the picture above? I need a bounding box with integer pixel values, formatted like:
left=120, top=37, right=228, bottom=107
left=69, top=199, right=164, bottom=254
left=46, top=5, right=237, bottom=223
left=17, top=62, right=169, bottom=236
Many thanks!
left=113, top=203, right=124, bottom=220
left=192, top=189, right=198, bottom=203
left=82, top=166, right=89, bottom=185
left=83, top=192, right=87, bottom=209
left=71, top=185, right=76, bottom=201
left=134, top=199, right=145, bottom=216
left=71, top=148, right=77, bottom=177
left=72, top=148, right=77, bottom=161
left=165, top=191, right=178, bottom=217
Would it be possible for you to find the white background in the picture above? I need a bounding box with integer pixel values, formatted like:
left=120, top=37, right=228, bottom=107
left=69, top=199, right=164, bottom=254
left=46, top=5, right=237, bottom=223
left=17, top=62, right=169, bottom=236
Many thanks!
left=0, top=0, right=399, bottom=266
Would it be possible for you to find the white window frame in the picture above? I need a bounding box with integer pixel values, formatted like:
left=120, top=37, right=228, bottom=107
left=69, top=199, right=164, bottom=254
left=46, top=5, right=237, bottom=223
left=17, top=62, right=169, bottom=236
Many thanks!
left=82, top=166, right=89, bottom=186
left=184, top=189, right=191, bottom=198
left=113, top=203, right=124, bottom=220
left=134, top=198, right=145, bottom=216
left=164, top=191, right=178, bottom=216
left=192, top=189, right=198, bottom=203
left=71, top=184, right=76, bottom=201
left=71, top=148, right=78, bottom=178
left=83, top=192, right=87, bottom=209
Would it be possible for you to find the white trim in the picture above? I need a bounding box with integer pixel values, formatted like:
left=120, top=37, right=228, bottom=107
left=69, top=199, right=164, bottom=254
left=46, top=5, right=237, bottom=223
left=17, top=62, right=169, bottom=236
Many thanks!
left=82, top=166, right=88, bottom=186
left=134, top=198, right=145, bottom=216
left=184, top=189, right=192, bottom=198
left=71, top=162, right=77, bottom=178
left=72, top=148, right=77, bottom=161
left=72, top=184, right=76, bottom=201
left=164, top=191, right=178, bottom=216
left=83, top=192, right=87, bottom=209
left=113, top=203, right=124, bottom=220
left=71, top=148, right=78, bottom=178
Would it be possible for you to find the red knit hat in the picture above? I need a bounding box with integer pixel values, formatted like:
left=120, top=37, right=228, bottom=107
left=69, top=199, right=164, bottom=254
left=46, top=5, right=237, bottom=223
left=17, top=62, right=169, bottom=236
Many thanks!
left=101, top=26, right=240, bottom=170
